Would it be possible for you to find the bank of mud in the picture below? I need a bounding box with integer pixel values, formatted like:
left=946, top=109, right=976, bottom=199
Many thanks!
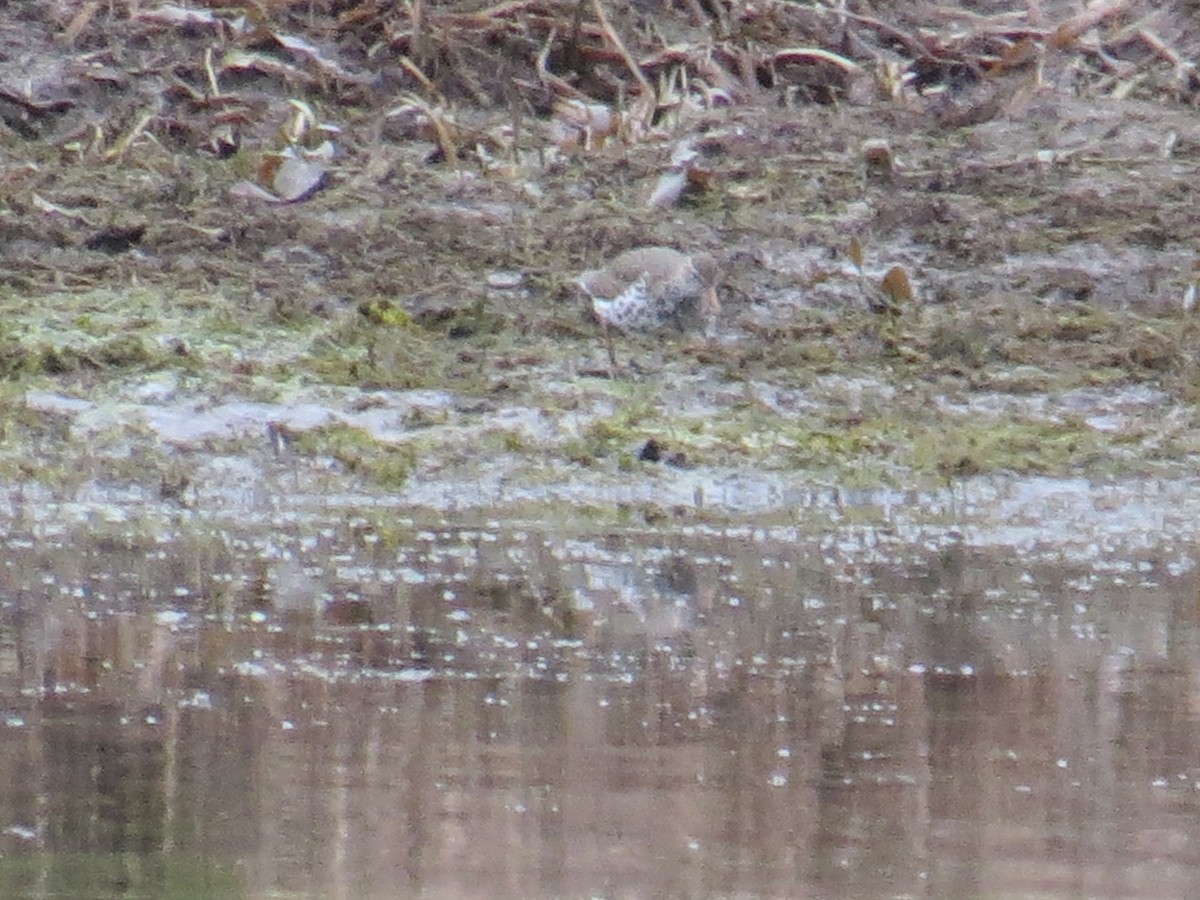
left=3, top=1, right=1200, bottom=532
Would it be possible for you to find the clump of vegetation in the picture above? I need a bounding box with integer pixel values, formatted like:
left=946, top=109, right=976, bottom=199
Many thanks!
left=911, top=418, right=1110, bottom=478
left=290, top=423, right=418, bottom=489
left=94, top=334, right=157, bottom=369
left=306, top=315, right=450, bottom=391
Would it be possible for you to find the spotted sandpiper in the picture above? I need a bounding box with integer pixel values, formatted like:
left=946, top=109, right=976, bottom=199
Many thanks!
left=576, top=246, right=720, bottom=368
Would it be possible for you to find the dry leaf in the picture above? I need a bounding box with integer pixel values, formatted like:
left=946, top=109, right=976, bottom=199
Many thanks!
left=232, top=152, right=327, bottom=204
left=134, top=5, right=224, bottom=29
left=221, top=50, right=313, bottom=86
left=1050, top=0, right=1130, bottom=48
left=273, top=33, right=357, bottom=82
left=862, top=138, right=893, bottom=179
left=685, top=165, right=714, bottom=191
left=621, top=90, right=657, bottom=142
left=269, top=156, right=327, bottom=202
left=229, top=181, right=283, bottom=204
left=61, top=0, right=100, bottom=45
left=772, top=47, right=863, bottom=73
left=648, top=169, right=688, bottom=208
left=550, top=99, right=618, bottom=150
left=31, top=193, right=92, bottom=223
left=847, top=236, right=864, bottom=271
left=881, top=266, right=915, bottom=305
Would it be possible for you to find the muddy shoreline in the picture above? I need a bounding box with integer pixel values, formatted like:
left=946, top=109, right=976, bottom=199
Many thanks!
left=4, top=2, right=1200, bottom=536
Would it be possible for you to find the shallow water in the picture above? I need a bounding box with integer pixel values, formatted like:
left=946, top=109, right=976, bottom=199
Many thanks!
left=1, top=490, right=1199, bottom=899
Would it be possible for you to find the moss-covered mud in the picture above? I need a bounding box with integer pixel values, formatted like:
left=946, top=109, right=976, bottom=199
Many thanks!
left=5, top=2, right=1200, bottom=529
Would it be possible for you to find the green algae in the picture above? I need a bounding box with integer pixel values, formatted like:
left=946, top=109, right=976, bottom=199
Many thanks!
left=290, top=422, right=418, bottom=488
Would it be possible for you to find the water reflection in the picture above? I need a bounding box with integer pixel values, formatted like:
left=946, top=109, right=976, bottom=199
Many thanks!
left=0, top=518, right=1198, bottom=898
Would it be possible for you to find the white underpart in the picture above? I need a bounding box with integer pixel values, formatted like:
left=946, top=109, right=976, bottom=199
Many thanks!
left=592, top=277, right=653, bottom=329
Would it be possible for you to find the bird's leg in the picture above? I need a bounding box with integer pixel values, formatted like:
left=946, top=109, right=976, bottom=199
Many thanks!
left=701, top=285, right=720, bottom=341
left=670, top=305, right=687, bottom=333
left=603, top=321, right=619, bottom=373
